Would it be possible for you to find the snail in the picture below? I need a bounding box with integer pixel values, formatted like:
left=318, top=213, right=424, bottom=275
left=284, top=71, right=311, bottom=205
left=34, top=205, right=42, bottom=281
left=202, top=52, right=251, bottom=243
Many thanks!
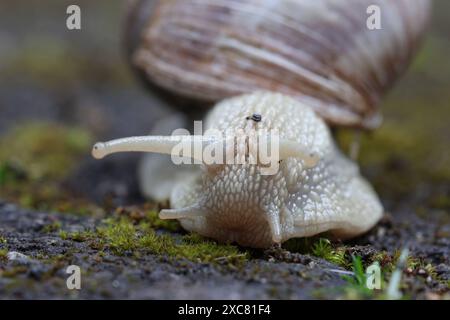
left=93, top=92, right=383, bottom=248
left=91, top=0, right=431, bottom=248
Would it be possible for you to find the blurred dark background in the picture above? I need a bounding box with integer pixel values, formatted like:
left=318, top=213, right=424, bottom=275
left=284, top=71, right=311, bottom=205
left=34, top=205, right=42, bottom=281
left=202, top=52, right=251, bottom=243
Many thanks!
left=0, top=0, right=171, bottom=138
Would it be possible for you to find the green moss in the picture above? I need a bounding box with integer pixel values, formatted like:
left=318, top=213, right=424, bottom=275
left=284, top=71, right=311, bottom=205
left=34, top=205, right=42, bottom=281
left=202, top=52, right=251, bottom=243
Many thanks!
left=403, top=256, right=439, bottom=280
left=42, top=221, right=62, bottom=233
left=91, top=217, right=248, bottom=264
left=406, top=255, right=421, bottom=270
left=144, top=210, right=181, bottom=232
left=369, top=250, right=443, bottom=288
left=336, top=88, right=450, bottom=200
left=0, top=248, right=8, bottom=261
left=69, top=231, right=96, bottom=242
left=12, top=187, right=103, bottom=216
left=337, top=126, right=423, bottom=197
left=0, top=266, right=28, bottom=277
left=0, top=162, right=26, bottom=186
left=98, top=218, right=137, bottom=254
left=0, top=122, right=104, bottom=216
left=0, top=236, right=7, bottom=244
left=282, top=237, right=348, bottom=268
left=59, top=230, right=95, bottom=242
left=311, top=238, right=347, bottom=267
left=175, top=233, right=247, bottom=264
left=0, top=122, right=91, bottom=181
left=370, top=251, right=396, bottom=273
left=114, top=206, right=181, bottom=232
left=137, top=231, right=170, bottom=254
left=423, top=264, right=438, bottom=280
left=59, top=230, right=68, bottom=240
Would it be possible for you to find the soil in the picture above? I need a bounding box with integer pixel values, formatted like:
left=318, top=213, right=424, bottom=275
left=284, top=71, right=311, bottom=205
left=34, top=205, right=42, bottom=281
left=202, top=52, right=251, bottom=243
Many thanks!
left=0, top=187, right=448, bottom=299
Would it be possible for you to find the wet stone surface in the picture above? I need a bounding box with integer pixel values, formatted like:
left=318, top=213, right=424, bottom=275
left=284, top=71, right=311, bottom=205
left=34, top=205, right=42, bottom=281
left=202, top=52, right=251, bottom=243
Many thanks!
left=0, top=199, right=448, bottom=299
left=0, top=202, right=348, bottom=299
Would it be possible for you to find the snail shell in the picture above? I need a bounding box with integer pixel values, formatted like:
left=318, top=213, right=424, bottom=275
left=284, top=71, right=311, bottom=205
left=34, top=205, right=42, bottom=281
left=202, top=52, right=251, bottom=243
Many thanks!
left=126, top=0, right=431, bottom=129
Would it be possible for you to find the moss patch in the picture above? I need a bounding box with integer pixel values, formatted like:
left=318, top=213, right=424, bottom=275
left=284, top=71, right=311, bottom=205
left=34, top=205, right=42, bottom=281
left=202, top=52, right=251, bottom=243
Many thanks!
left=336, top=86, right=450, bottom=202
left=0, top=122, right=103, bottom=215
left=283, top=237, right=348, bottom=268
left=0, top=122, right=91, bottom=180
left=42, top=221, right=62, bottom=233
left=0, top=248, right=8, bottom=262
left=311, top=238, right=347, bottom=267
left=114, top=205, right=181, bottom=232
left=369, top=251, right=397, bottom=274
left=60, top=217, right=248, bottom=265
left=338, top=125, right=448, bottom=198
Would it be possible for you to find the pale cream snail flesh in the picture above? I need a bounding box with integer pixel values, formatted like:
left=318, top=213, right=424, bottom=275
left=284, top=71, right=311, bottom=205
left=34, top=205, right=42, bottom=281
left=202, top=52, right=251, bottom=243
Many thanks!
left=91, top=0, right=432, bottom=247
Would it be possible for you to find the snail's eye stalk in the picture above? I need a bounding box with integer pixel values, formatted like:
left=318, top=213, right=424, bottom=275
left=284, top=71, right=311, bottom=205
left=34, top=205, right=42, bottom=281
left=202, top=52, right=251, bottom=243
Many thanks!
left=91, top=135, right=220, bottom=161
left=92, top=142, right=107, bottom=159
left=279, top=139, right=320, bottom=168
left=92, top=135, right=320, bottom=169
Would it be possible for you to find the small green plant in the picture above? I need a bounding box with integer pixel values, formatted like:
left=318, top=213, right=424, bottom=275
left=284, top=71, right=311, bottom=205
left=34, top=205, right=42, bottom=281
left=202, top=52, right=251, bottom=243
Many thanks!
left=370, top=251, right=396, bottom=273
left=423, top=263, right=438, bottom=279
left=42, top=221, right=62, bottom=233
left=0, top=162, right=26, bottom=186
left=343, top=256, right=366, bottom=287
left=59, top=230, right=68, bottom=240
left=311, top=238, right=347, bottom=267
left=69, top=230, right=95, bottom=242
left=0, top=236, right=7, bottom=244
left=341, top=255, right=376, bottom=299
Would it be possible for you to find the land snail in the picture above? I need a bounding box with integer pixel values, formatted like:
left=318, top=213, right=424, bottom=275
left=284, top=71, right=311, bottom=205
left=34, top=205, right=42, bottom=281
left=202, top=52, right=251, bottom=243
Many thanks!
left=92, top=0, right=431, bottom=248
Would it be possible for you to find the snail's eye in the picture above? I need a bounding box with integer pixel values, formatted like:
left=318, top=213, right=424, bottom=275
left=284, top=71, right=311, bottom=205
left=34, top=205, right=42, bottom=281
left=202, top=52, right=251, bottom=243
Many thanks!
left=246, top=113, right=262, bottom=122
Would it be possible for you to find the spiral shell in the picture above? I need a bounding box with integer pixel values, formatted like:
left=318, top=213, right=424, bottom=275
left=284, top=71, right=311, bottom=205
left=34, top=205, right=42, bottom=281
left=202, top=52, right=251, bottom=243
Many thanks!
left=127, top=0, right=431, bottom=129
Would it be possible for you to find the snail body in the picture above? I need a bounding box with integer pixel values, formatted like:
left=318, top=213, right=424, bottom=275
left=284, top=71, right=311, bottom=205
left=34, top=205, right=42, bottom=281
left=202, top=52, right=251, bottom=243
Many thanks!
left=92, top=0, right=431, bottom=247
left=127, top=0, right=431, bottom=129
left=93, top=92, right=383, bottom=248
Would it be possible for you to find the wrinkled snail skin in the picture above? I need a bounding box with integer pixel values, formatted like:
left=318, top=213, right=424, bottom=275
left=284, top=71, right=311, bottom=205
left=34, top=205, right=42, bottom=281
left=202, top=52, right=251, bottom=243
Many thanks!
left=168, top=93, right=383, bottom=247
left=92, top=92, right=383, bottom=248
left=127, top=0, right=431, bottom=129
left=108, top=0, right=431, bottom=247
